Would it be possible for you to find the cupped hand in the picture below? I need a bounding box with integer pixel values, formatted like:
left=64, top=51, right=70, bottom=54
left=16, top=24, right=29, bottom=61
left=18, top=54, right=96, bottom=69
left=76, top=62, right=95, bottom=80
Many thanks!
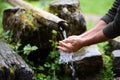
left=58, top=35, right=84, bottom=52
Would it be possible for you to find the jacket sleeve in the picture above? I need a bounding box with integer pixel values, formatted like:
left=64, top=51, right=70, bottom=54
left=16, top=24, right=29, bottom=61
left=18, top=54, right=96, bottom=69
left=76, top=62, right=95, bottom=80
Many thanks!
left=103, top=5, right=120, bottom=38
left=101, top=0, right=120, bottom=24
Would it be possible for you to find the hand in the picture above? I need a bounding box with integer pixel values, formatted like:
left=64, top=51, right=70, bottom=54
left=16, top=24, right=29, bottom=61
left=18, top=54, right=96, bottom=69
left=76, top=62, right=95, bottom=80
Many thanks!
left=58, top=35, right=84, bottom=52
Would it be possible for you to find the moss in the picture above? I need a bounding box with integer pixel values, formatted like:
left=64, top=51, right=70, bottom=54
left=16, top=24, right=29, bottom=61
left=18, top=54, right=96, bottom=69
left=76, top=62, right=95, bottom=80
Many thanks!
left=19, top=10, right=39, bottom=31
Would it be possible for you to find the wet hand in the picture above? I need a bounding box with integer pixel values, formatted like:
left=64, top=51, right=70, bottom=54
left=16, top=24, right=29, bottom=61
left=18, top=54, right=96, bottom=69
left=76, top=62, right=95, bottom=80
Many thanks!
left=58, top=41, right=73, bottom=52
left=58, top=35, right=83, bottom=52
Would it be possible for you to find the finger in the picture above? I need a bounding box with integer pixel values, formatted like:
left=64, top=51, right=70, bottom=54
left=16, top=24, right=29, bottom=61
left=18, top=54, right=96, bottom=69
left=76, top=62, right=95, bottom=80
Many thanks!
left=58, top=46, right=72, bottom=52
left=59, top=41, right=65, bottom=46
left=62, top=39, right=75, bottom=46
left=59, top=41, right=72, bottom=49
left=62, top=38, right=73, bottom=43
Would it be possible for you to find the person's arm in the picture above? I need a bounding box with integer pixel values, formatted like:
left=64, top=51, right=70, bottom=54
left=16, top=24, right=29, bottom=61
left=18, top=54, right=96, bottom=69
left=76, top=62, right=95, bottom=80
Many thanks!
left=80, top=3, right=120, bottom=48
left=80, top=20, right=107, bottom=38
left=80, top=0, right=120, bottom=38
left=103, top=5, right=120, bottom=38
left=58, top=28, right=109, bottom=52
left=58, top=6, right=120, bottom=52
left=81, top=29, right=109, bottom=47
left=84, top=3, right=120, bottom=46
left=58, top=0, right=120, bottom=52
left=101, top=0, right=120, bottom=24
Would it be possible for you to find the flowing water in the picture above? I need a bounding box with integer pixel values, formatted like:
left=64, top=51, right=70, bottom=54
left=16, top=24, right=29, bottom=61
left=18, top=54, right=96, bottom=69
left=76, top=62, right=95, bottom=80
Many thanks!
left=59, top=26, right=79, bottom=80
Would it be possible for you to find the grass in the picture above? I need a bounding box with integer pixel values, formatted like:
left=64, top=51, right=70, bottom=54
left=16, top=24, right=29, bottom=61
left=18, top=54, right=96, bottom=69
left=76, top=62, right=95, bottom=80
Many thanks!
left=28, top=0, right=52, bottom=11
left=80, top=0, right=114, bottom=15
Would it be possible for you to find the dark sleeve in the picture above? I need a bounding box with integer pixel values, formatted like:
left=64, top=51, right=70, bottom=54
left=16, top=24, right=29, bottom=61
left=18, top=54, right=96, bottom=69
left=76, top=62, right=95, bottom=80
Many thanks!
left=103, top=5, right=120, bottom=38
left=101, top=0, right=120, bottom=24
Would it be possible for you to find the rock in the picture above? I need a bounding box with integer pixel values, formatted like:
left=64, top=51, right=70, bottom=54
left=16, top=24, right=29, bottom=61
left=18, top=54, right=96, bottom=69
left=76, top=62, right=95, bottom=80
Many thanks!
left=112, top=50, right=120, bottom=76
left=0, top=40, right=34, bottom=80
left=49, top=0, right=86, bottom=36
left=2, top=7, right=62, bottom=65
left=61, top=45, right=103, bottom=80
left=109, top=36, right=120, bottom=52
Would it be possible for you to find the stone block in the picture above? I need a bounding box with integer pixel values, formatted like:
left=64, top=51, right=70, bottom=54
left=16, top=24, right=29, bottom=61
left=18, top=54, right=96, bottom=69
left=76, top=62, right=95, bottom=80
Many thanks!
left=60, top=45, right=103, bottom=80
left=112, top=50, right=120, bottom=76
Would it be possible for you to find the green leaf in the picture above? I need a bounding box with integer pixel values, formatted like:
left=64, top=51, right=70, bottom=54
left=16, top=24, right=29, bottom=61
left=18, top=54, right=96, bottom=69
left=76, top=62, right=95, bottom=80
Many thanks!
left=23, top=44, right=38, bottom=55
left=38, top=73, right=46, bottom=78
left=31, top=46, right=38, bottom=51
left=52, top=30, right=57, bottom=35
left=38, top=66, right=45, bottom=71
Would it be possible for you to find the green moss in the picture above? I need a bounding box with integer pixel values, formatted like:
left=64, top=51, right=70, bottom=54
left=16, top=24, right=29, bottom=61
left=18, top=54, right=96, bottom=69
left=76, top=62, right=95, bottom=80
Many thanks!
left=19, top=11, right=38, bottom=31
left=9, top=66, right=15, bottom=75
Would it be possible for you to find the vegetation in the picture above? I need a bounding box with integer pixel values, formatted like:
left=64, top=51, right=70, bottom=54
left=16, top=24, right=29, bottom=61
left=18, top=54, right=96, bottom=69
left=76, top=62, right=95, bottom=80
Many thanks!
left=0, top=0, right=115, bottom=80
left=80, top=0, right=113, bottom=15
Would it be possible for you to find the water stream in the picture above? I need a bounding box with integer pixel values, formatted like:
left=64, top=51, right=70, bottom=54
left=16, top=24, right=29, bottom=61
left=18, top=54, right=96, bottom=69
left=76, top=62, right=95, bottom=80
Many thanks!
left=59, top=26, right=79, bottom=80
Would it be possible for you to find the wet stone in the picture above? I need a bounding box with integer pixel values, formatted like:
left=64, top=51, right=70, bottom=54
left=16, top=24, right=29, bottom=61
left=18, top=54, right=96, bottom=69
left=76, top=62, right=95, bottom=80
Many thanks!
left=109, top=36, right=120, bottom=52
left=112, top=50, right=120, bottom=76
left=50, top=0, right=86, bottom=37
left=61, top=45, right=103, bottom=80
left=0, top=41, right=34, bottom=80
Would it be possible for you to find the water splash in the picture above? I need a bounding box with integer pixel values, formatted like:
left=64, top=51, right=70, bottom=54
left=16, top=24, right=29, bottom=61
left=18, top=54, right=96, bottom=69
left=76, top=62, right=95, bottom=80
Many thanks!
left=70, top=62, right=79, bottom=80
left=59, top=26, right=78, bottom=79
left=59, top=26, right=74, bottom=63
left=59, top=50, right=74, bottom=64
